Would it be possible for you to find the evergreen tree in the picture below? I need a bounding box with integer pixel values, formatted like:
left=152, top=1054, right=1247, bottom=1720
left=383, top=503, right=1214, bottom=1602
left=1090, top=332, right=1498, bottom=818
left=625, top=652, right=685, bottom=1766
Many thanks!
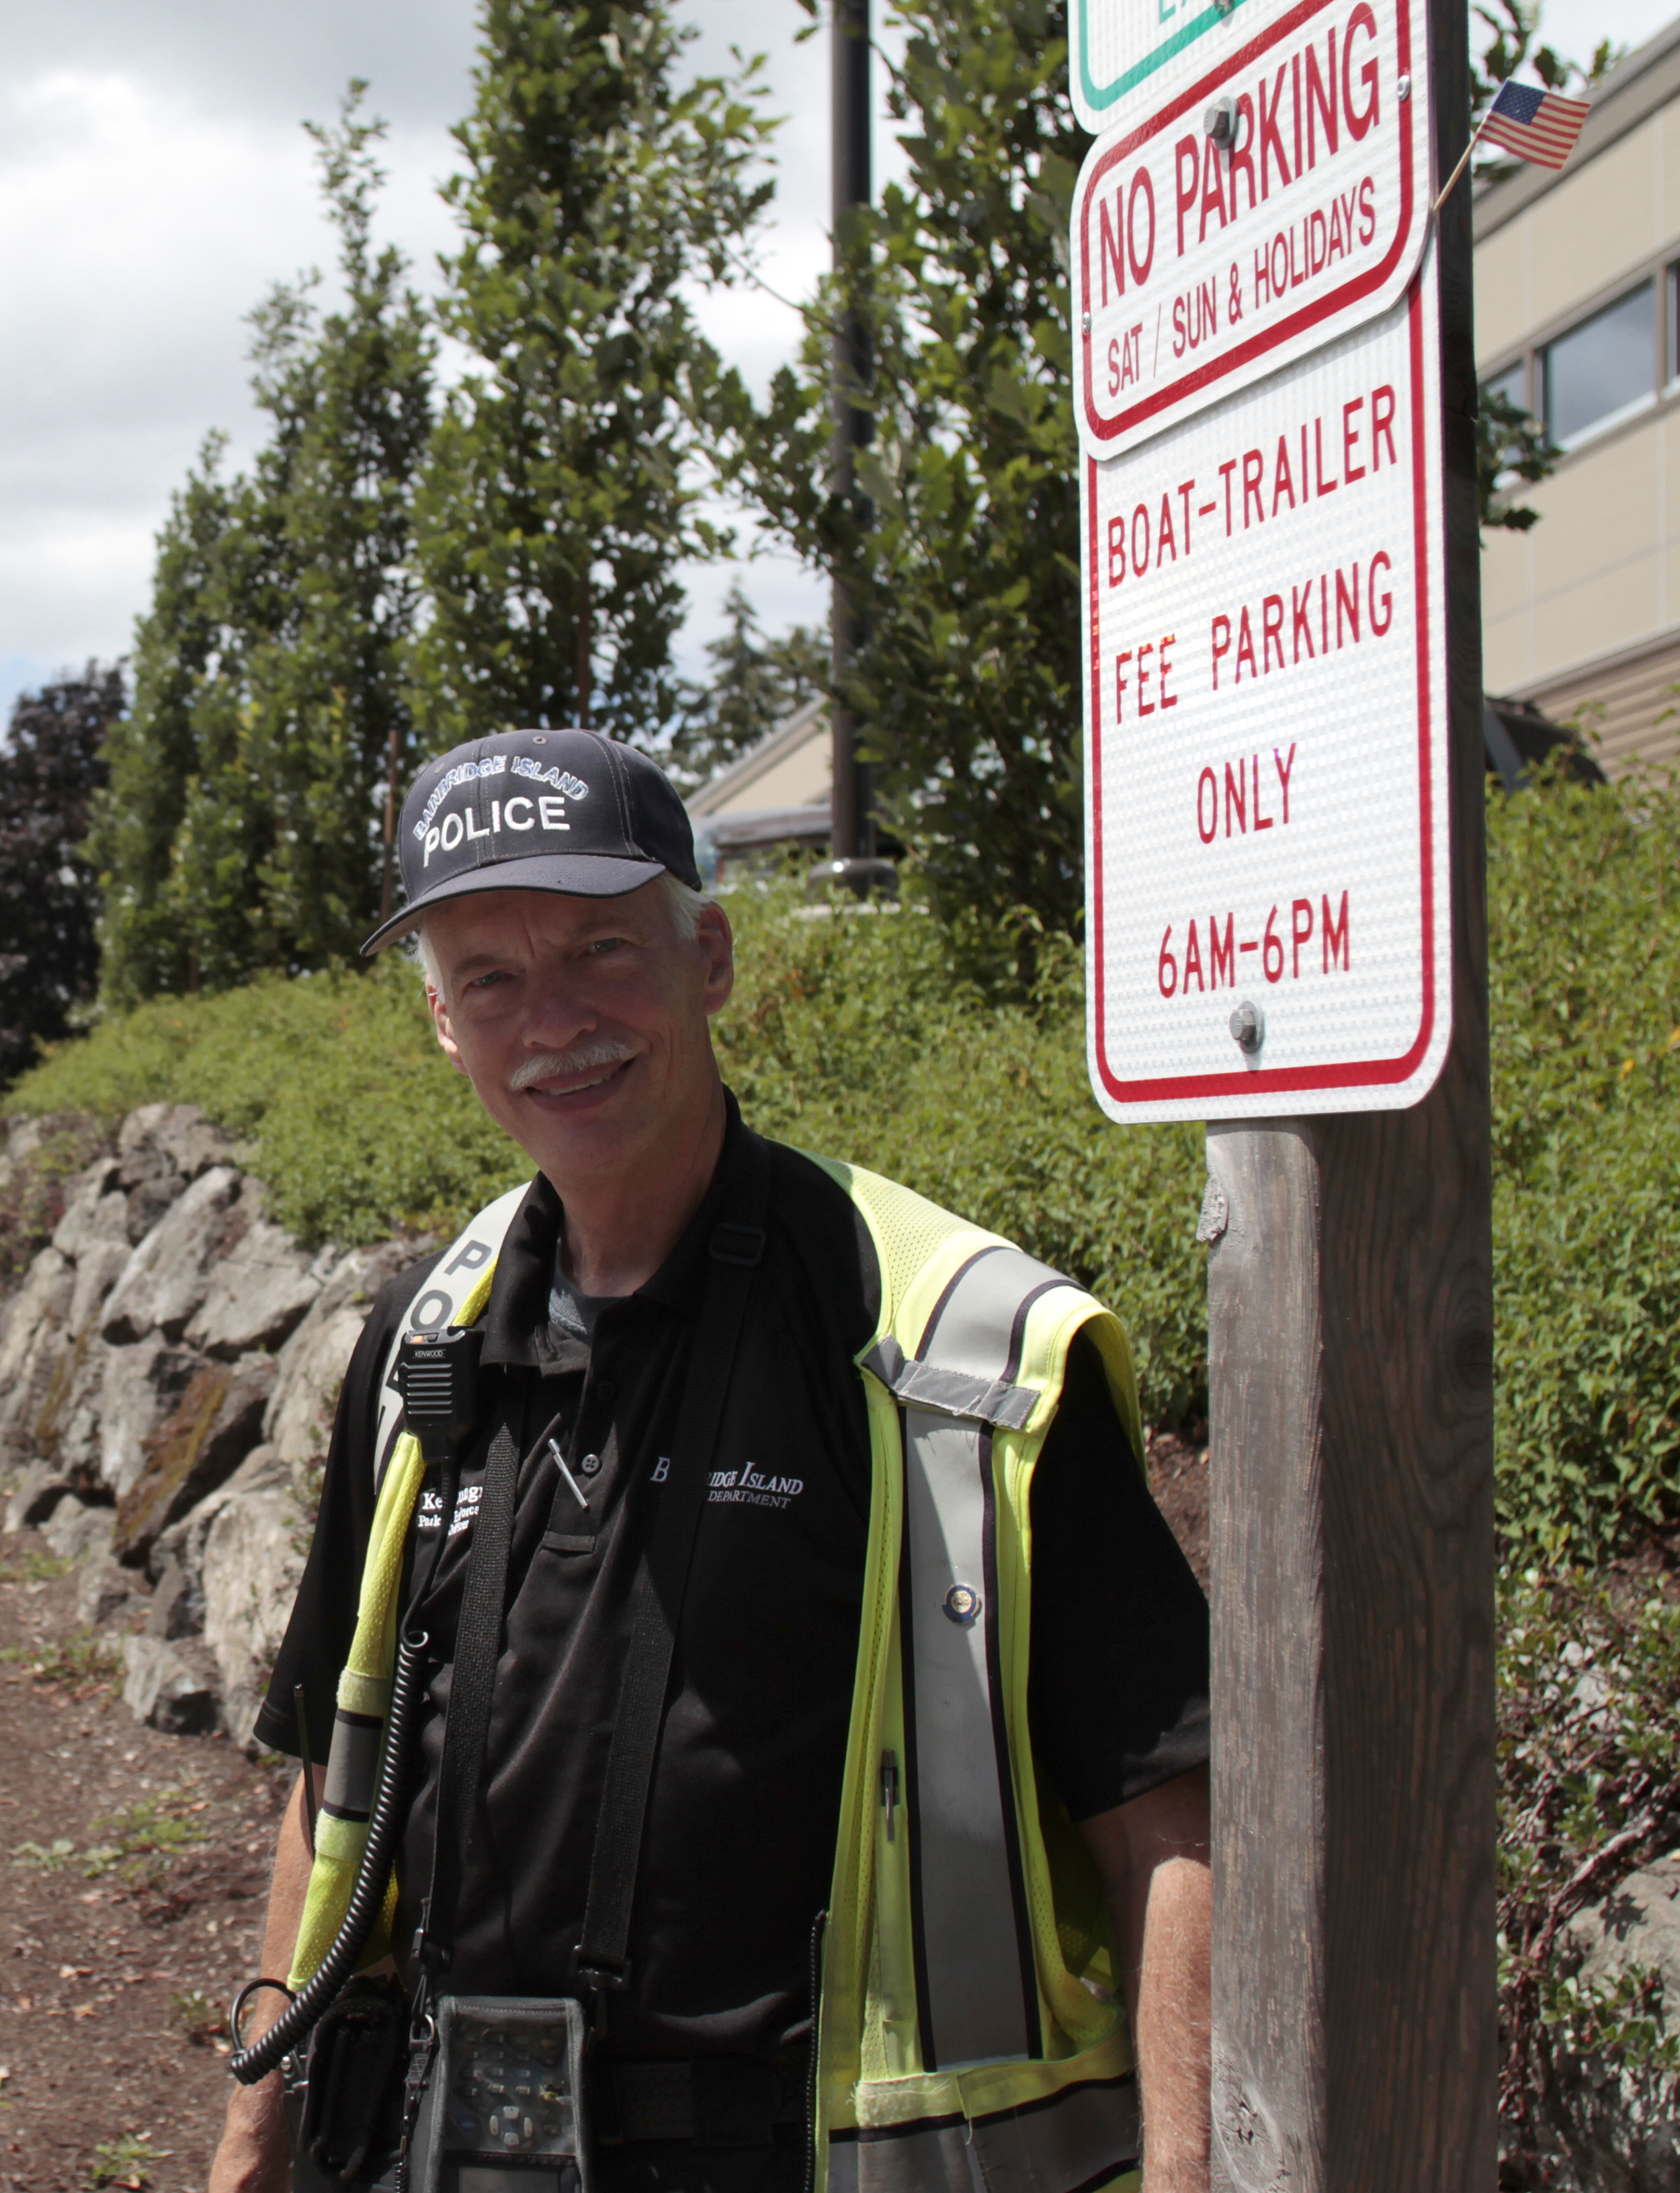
left=89, top=446, right=239, bottom=1000
left=728, top=0, right=1090, bottom=935
left=0, top=665, right=122, bottom=1085
left=89, top=88, right=433, bottom=1003
left=667, top=582, right=827, bottom=790
left=411, top=0, right=773, bottom=749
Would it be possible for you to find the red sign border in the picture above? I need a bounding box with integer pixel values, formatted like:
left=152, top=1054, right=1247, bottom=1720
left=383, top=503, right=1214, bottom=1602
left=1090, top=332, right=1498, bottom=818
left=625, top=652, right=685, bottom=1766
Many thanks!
left=1086, top=272, right=1441, bottom=1106
left=1077, top=0, right=1421, bottom=448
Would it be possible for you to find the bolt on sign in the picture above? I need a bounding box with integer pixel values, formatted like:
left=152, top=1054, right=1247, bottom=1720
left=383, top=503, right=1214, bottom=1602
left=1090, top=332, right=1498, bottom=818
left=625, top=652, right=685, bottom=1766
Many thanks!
left=1072, top=0, right=1430, bottom=461
left=1081, top=246, right=1450, bottom=1122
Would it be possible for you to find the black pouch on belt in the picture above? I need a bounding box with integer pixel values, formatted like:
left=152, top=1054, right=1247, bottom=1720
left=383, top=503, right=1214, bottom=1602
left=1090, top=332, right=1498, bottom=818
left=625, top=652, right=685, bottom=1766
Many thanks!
left=284, top=1979, right=409, bottom=2193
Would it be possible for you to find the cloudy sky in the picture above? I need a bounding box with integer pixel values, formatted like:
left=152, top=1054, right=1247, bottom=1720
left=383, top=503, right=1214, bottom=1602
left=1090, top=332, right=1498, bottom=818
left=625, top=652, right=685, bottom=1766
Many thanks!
left=0, top=0, right=1673, bottom=727
left=0, top=0, right=872, bottom=724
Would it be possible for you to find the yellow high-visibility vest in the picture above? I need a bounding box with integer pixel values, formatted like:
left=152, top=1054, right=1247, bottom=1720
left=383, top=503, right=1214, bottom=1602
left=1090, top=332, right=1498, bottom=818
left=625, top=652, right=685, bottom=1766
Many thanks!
left=294, top=1158, right=1145, bottom=2193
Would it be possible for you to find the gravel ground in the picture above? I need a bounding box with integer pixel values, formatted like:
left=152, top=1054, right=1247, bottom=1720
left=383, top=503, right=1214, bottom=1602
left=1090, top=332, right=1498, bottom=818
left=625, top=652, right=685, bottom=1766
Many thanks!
left=0, top=1533, right=288, bottom=2193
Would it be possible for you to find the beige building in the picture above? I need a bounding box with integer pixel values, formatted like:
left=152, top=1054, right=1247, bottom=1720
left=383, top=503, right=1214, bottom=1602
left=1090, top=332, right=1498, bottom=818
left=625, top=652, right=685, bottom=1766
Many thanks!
left=685, top=697, right=831, bottom=882
left=1476, top=17, right=1680, bottom=770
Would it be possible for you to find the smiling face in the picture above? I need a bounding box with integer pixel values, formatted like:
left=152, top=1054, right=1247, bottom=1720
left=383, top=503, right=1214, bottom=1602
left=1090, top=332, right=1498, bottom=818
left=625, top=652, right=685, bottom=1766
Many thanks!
left=421, top=880, right=735, bottom=1196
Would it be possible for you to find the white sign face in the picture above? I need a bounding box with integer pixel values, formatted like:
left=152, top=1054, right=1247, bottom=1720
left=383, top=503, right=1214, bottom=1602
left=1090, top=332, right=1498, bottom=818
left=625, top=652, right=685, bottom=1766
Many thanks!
left=1082, top=250, right=1450, bottom=1122
left=1071, top=0, right=1429, bottom=462
left=1073, top=0, right=1273, bottom=137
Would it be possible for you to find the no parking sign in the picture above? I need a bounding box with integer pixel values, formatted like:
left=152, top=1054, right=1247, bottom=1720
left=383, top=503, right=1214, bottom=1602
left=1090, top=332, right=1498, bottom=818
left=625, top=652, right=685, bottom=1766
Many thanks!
left=1075, top=0, right=1450, bottom=1121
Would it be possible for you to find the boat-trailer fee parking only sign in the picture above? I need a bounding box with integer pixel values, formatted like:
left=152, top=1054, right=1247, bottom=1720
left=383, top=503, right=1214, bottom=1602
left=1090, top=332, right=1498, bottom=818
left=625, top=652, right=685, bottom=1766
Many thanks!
left=1077, top=0, right=1450, bottom=1123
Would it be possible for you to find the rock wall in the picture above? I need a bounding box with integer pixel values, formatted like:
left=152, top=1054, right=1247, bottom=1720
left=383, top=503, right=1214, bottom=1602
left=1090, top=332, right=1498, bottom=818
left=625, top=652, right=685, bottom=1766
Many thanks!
left=0, top=1104, right=418, bottom=1744
left=5, top=1105, right=1678, bottom=2188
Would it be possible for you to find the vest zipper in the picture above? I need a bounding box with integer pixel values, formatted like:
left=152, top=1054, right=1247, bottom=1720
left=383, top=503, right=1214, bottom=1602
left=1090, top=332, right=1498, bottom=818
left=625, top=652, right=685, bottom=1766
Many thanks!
left=874, top=1747, right=917, bottom=2075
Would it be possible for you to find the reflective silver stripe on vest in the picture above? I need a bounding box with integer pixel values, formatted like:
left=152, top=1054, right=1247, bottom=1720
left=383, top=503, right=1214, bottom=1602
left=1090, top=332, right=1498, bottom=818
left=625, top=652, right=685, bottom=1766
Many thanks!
left=862, top=1336, right=1037, bottom=1432
left=890, top=1245, right=1068, bottom=2072
left=829, top=2075, right=1140, bottom=2193
left=371, top=1180, right=532, bottom=1491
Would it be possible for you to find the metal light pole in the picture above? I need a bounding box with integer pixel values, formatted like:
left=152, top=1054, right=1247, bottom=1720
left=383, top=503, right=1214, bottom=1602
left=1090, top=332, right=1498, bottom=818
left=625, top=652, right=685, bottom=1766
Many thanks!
left=816, top=0, right=897, bottom=899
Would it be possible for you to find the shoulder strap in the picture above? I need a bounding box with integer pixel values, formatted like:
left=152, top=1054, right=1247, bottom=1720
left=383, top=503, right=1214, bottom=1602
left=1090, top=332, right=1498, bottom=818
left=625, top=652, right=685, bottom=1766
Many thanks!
left=574, top=1128, right=773, bottom=1993
left=413, top=1406, right=524, bottom=1983
left=372, top=1181, right=532, bottom=1491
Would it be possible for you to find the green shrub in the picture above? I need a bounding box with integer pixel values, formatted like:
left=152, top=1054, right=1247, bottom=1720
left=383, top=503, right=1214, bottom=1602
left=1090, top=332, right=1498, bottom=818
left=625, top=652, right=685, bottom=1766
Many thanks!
left=7, top=759, right=1679, bottom=1524
left=1497, top=1563, right=1680, bottom=2169
left=4, top=960, right=529, bottom=1250
left=0, top=1114, right=114, bottom=1284
left=1487, top=761, right=1680, bottom=1560
left=714, top=899, right=1208, bottom=1426
left=4, top=905, right=1209, bottom=1431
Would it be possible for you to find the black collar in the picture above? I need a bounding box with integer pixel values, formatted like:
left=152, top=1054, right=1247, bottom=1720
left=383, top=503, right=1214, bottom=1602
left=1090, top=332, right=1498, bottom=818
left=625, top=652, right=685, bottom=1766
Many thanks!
left=475, top=1089, right=749, bottom=1370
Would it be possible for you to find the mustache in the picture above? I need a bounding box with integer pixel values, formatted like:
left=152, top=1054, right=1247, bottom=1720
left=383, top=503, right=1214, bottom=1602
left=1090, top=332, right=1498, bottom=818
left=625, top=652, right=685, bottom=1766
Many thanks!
left=508, top=1038, right=640, bottom=1093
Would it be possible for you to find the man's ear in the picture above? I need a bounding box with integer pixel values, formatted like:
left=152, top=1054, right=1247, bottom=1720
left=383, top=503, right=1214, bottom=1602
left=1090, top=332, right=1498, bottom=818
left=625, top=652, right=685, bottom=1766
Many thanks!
left=696, top=899, right=735, bottom=1018
left=426, top=982, right=472, bottom=1079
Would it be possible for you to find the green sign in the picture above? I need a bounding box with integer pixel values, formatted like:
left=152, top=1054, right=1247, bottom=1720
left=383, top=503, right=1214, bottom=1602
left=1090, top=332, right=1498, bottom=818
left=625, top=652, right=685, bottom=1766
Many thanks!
left=1073, top=0, right=1253, bottom=133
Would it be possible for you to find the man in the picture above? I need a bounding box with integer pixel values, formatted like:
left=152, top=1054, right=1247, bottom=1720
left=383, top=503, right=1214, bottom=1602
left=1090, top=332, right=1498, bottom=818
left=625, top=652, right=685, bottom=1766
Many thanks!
left=212, top=729, right=1212, bottom=2193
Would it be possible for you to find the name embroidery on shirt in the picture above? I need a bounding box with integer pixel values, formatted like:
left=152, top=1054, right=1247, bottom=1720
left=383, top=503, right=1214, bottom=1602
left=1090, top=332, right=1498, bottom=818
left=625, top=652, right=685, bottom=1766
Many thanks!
left=708, top=1466, right=804, bottom=1511
left=417, top=1482, right=482, bottom=1536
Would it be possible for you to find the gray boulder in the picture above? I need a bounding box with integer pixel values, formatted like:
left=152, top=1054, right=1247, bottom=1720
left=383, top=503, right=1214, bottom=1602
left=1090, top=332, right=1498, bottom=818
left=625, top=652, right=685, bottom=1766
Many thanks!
left=201, top=1477, right=307, bottom=1748
left=90, top=1337, right=203, bottom=1501
left=266, top=1238, right=417, bottom=1474
left=186, top=1193, right=330, bottom=1358
left=153, top=1441, right=290, bottom=1583
left=52, top=1167, right=136, bottom=1341
left=67, top=1235, right=137, bottom=1339
left=1538, top=1857, right=1680, bottom=2192
left=0, top=1247, right=73, bottom=1446
left=39, top=1493, right=115, bottom=1565
left=76, top=1556, right=142, bottom=1630
left=120, top=1102, right=237, bottom=1185
left=112, top=1350, right=278, bottom=1565
left=50, top=1325, right=119, bottom=1483
left=50, top=1161, right=124, bottom=1259
left=101, top=1166, right=243, bottom=1345
left=120, top=1633, right=220, bottom=1735
left=5, top=1460, right=77, bottom=1533
left=146, top=1554, right=206, bottom=1642
left=0, top=1116, right=46, bottom=1177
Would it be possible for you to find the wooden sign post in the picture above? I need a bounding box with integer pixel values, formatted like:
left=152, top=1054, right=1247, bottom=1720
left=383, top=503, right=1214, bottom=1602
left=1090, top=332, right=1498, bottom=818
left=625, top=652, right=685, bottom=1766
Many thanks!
left=1203, top=0, right=1496, bottom=2182
left=1073, top=0, right=1497, bottom=2172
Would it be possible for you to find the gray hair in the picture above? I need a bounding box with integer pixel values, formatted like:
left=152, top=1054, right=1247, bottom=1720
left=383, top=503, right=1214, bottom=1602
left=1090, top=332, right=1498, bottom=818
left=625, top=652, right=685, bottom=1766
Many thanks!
left=413, top=872, right=712, bottom=992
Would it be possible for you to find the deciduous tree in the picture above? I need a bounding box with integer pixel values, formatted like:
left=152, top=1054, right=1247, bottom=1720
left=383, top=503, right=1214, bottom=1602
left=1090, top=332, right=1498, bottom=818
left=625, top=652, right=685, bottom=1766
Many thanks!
left=0, top=665, right=121, bottom=1084
left=728, top=0, right=1090, bottom=935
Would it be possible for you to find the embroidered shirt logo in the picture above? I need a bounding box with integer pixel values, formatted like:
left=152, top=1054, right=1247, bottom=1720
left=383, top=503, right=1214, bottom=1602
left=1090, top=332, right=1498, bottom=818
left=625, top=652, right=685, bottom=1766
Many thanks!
left=708, top=1465, right=804, bottom=1512
left=417, top=1482, right=482, bottom=1536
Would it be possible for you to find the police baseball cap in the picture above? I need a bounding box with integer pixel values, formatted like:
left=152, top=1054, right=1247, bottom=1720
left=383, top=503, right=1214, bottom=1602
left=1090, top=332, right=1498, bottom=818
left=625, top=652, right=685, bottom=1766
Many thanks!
left=360, top=729, right=702, bottom=955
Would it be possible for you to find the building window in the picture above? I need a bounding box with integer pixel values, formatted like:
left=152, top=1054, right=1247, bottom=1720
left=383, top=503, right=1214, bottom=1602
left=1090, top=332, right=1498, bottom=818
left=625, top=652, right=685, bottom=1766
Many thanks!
left=1482, top=360, right=1529, bottom=415
left=1542, top=282, right=1656, bottom=448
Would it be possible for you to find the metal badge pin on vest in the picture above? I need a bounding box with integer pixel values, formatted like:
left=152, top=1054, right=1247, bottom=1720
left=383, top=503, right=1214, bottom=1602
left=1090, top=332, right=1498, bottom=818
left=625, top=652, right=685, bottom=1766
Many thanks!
left=943, top=1583, right=982, bottom=1626
left=549, top=1437, right=590, bottom=1509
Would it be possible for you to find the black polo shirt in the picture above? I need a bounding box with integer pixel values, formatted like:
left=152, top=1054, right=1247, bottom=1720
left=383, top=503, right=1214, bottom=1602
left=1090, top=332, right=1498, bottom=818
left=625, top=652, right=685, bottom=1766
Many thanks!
left=257, top=1101, right=1208, bottom=2063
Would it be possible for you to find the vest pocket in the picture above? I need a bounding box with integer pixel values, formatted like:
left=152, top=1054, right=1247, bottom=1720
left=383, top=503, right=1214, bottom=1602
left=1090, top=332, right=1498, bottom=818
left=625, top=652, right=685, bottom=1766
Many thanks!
left=540, top=1531, right=597, bottom=1557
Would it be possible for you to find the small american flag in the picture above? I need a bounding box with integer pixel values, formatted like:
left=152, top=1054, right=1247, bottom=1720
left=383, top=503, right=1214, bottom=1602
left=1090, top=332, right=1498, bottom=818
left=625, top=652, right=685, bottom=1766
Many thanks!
left=1480, top=79, right=1591, bottom=170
